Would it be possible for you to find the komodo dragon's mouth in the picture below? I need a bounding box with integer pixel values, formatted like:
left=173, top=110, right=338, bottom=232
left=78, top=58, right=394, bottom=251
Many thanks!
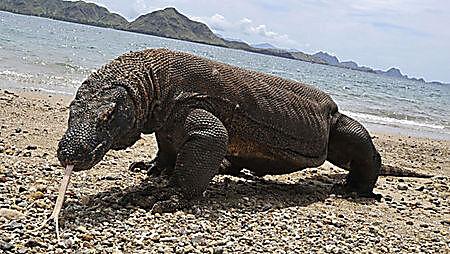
left=58, top=139, right=111, bottom=171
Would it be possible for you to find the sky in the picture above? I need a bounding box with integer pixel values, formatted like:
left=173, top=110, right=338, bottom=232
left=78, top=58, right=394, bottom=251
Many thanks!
left=83, top=0, right=449, bottom=83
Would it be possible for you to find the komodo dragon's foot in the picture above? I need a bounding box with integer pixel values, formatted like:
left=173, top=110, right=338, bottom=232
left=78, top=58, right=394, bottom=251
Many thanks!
left=149, top=185, right=197, bottom=214
left=151, top=194, right=189, bottom=214
left=129, top=159, right=164, bottom=177
left=331, top=182, right=382, bottom=201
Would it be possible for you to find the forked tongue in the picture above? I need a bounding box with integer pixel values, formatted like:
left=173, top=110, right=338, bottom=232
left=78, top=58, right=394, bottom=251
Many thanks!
left=36, top=165, right=74, bottom=241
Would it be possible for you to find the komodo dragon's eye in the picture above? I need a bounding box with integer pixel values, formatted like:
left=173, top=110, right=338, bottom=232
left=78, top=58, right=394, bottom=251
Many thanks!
left=97, top=103, right=116, bottom=126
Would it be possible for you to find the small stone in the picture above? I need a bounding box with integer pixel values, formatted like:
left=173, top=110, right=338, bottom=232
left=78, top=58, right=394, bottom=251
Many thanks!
left=25, top=239, right=43, bottom=248
left=25, top=144, right=37, bottom=150
left=35, top=200, right=49, bottom=209
left=149, top=233, right=160, bottom=242
left=5, top=149, right=14, bottom=155
left=81, top=234, right=94, bottom=241
left=212, top=246, right=224, bottom=254
left=397, top=184, right=408, bottom=191
left=17, top=248, right=27, bottom=254
left=15, top=128, right=22, bottom=133
left=441, top=219, right=450, bottom=226
left=415, top=186, right=425, bottom=191
left=35, top=184, right=47, bottom=192
left=28, top=191, right=45, bottom=200
left=0, top=146, right=4, bottom=153
left=406, top=221, right=414, bottom=225
left=0, top=241, right=13, bottom=251
left=102, top=175, right=119, bottom=181
left=5, top=221, right=23, bottom=230
left=368, top=226, right=379, bottom=234
left=160, top=237, right=178, bottom=242
left=0, top=208, right=24, bottom=220
left=76, top=225, right=87, bottom=233
left=191, top=233, right=206, bottom=245
left=419, top=223, right=429, bottom=228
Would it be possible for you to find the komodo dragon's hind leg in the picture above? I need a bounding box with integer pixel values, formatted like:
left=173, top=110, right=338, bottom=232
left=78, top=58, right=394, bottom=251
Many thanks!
left=151, top=109, right=228, bottom=213
left=327, top=113, right=381, bottom=199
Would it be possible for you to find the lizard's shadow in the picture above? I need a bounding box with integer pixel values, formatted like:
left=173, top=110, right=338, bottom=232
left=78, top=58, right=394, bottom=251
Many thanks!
left=62, top=172, right=373, bottom=226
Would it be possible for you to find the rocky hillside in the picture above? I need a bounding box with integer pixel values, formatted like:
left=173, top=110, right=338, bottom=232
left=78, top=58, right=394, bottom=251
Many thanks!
left=127, top=8, right=227, bottom=46
left=0, top=0, right=325, bottom=64
left=313, top=51, right=443, bottom=84
left=0, top=0, right=128, bottom=29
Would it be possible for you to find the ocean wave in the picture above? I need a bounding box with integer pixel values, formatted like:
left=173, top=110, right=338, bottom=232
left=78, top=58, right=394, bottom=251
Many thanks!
left=341, top=110, right=447, bottom=131
left=0, top=69, right=81, bottom=87
left=54, top=62, right=90, bottom=72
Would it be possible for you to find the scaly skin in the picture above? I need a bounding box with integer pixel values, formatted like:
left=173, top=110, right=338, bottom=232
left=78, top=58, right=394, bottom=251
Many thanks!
left=58, top=48, right=385, bottom=211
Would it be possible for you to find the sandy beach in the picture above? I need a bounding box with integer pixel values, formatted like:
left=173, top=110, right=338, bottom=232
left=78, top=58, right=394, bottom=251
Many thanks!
left=0, top=88, right=449, bottom=253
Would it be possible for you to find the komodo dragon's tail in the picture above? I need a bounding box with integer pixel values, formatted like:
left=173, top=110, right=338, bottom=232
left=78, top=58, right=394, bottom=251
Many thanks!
left=380, top=164, right=433, bottom=178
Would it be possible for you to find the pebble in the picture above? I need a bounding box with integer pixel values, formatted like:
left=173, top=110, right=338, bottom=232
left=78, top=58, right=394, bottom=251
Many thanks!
left=415, top=186, right=425, bottom=191
left=81, top=233, right=94, bottom=241
left=397, top=184, right=408, bottom=190
left=160, top=237, right=178, bottom=242
left=28, top=191, right=45, bottom=200
left=25, top=144, right=38, bottom=150
left=0, top=241, right=13, bottom=251
left=212, top=247, right=224, bottom=254
left=17, top=248, right=27, bottom=254
left=4, top=221, right=23, bottom=230
left=0, top=208, right=24, bottom=220
left=441, top=219, right=450, bottom=226
left=25, top=239, right=43, bottom=248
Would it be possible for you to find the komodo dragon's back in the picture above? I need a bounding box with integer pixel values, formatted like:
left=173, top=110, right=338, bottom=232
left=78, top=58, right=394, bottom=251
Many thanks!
left=161, top=50, right=338, bottom=162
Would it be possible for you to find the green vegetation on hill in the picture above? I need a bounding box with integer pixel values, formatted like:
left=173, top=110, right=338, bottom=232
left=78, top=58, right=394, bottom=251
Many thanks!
left=0, top=0, right=325, bottom=64
left=0, top=0, right=128, bottom=28
left=127, top=7, right=227, bottom=47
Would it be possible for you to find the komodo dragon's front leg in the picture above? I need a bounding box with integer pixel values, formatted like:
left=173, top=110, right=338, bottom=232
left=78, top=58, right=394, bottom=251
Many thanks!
left=129, top=132, right=176, bottom=176
left=151, top=109, right=228, bottom=213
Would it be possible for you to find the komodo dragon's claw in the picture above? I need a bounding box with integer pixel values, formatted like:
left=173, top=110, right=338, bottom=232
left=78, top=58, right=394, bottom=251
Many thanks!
left=129, top=160, right=162, bottom=176
left=150, top=191, right=191, bottom=214
left=331, top=183, right=383, bottom=201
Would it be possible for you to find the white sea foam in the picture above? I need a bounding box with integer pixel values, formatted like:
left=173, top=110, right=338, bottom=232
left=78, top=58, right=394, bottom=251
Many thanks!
left=341, top=110, right=446, bottom=130
left=0, top=69, right=81, bottom=86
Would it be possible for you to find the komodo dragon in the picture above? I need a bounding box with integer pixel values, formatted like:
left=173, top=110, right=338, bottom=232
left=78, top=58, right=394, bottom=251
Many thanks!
left=57, top=48, right=429, bottom=211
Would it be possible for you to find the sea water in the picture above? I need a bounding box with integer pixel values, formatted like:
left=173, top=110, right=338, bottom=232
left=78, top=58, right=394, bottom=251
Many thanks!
left=1, top=11, right=449, bottom=140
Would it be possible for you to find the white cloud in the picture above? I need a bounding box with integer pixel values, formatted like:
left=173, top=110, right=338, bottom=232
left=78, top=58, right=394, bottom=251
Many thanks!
left=191, top=14, right=232, bottom=32
left=192, top=14, right=297, bottom=48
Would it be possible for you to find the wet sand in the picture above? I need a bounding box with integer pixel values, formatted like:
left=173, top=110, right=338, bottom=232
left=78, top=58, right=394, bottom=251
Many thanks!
left=0, top=89, right=449, bottom=253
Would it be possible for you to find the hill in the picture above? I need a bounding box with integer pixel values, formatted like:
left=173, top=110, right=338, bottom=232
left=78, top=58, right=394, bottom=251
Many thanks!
left=313, top=51, right=444, bottom=84
left=127, top=7, right=226, bottom=46
left=0, top=0, right=324, bottom=64
left=0, top=0, right=128, bottom=29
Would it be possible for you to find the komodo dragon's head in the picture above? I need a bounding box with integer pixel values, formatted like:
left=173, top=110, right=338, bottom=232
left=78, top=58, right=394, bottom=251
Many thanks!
left=57, top=79, right=140, bottom=171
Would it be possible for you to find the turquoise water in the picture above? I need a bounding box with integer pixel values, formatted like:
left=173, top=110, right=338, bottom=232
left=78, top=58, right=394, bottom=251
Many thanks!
left=1, top=11, right=449, bottom=140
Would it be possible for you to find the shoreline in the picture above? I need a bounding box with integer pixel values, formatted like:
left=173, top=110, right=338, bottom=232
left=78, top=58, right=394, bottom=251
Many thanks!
left=3, top=85, right=449, bottom=142
left=0, top=88, right=449, bottom=252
